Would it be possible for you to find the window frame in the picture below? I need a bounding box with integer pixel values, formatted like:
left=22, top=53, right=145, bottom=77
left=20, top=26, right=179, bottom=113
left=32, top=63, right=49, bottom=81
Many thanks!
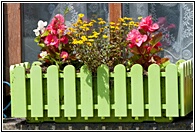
left=4, top=3, right=121, bottom=81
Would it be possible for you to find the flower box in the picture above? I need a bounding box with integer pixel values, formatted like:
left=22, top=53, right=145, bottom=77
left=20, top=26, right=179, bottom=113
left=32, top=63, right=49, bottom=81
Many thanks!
left=10, top=60, right=193, bottom=123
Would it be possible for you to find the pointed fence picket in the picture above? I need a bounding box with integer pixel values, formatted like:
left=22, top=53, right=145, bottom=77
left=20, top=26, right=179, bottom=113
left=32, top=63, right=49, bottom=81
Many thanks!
left=10, top=60, right=193, bottom=122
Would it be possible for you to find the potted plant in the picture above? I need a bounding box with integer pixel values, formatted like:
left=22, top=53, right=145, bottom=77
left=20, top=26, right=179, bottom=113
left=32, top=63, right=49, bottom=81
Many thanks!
left=10, top=14, right=193, bottom=123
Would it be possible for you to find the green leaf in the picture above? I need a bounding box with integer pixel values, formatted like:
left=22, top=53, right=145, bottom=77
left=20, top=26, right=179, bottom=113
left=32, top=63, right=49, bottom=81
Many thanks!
left=64, top=7, right=69, bottom=15
left=130, top=46, right=140, bottom=54
left=160, top=59, right=170, bottom=69
left=38, top=43, right=45, bottom=48
left=58, top=43, right=62, bottom=50
left=41, top=30, right=49, bottom=37
left=34, top=36, right=41, bottom=43
left=149, top=32, right=163, bottom=46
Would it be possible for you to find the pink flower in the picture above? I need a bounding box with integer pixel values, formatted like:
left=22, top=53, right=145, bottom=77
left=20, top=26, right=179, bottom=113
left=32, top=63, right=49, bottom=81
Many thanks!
left=138, top=16, right=152, bottom=32
left=138, top=16, right=159, bottom=32
left=47, top=14, right=66, bottom=35
left=60, top=36, right=69, bottom=44
left=60, top=51, right=68, bottom=61
left=127, top=29, right=147, bottom=47
left=157, top=17, right=166, bottom=25
left=167, top=23, right=176, bottom=29
left=149, top=23, right=159, bottom=32
left=52, top=14, right=65, bottom=24
left=44, top=34, right=59, bottom=48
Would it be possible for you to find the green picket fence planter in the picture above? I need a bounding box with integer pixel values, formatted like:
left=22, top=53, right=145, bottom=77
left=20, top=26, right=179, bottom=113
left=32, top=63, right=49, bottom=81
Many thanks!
left=10, top=60, right=193, bottom=123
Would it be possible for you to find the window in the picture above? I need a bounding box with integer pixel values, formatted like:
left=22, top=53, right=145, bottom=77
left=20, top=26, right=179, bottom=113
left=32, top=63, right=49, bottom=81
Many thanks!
left=4, top=2, right=194, bottom=81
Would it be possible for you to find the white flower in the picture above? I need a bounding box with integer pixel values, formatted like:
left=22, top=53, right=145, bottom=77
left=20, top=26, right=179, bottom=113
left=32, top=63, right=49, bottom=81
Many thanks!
left=33, top=20, right=48, bottom=36
left=33, top=29, right=40, bottom=36
left=40, top=51, right=48, bottom=58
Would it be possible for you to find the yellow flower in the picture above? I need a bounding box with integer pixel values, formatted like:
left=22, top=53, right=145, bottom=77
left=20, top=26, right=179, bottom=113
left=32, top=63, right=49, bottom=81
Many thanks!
left=78, top=13, right=84, bottom=18
left=127, top=17, right=133, bottom=21
left=99, top=28, right=104, bottom=32
left=81, top=36, right=87, bottom=42
left=93, top=31, right=100, bottom=36
left=98, top=20, right=106, bottom=25
left=69, top=27, right=75, bottom=32
left=78, top=40, right=83, bottom=45
left=87, top=42, right=92, bottom=46
left=88, top=22, right=93, bottom=27
left=88, top=35, right=94, bottom=39
left=118, top=18, right=125, bottom=22
left=103, top=35, right=108, bottom=39
left=91, top=20, right=96, bottom=23
left=73, top=39, right=78, bottom=44
left=110, top=22, right=115, bottom=25
left=110, top=26, right=115, bottom=29
left=134, top=24, right=139, bottom=27
left=122, top=23, right=128, bottom=26
left=138, top=16, right=143, bottom=20
left=83, top=24, right=88, bottom=27
left=115, top=26, right=120, bottom=30
left=79, top=26, right=85, bottom=29
left=92, top=35, right=98, bottom=38
left=98, top=18, right=103, bottom=21
left=129, top=21, right=135, bottom=25
left=89, top=39, right=94, bottom=42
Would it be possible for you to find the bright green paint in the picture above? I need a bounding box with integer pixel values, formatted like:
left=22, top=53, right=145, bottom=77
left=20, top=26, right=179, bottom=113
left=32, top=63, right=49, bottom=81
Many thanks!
left=165, top=64, right=179, bottom=117
left=30, top=66, right=43, bottom=117
left=10, top=60, right=193, bottom=123
left=47, top=66, right=60, bottom=117
left=148, top=64, right=161, bottom=117
left=178, top=63, right=185, bottom=116
left=80, top=65, right=93, bottom=117
left=97, top=65, right=110, bottom=117
left=131, top=64, right=144, bottom=117
left=63, top=65, right=77, bottom=117
left=11, top=66, right=27, bottom=117
left=114, top=64, right=127, bottom=117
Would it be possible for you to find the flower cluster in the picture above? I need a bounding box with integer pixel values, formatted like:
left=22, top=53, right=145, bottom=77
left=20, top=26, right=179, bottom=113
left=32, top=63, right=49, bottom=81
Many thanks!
left=68, top=14, right=139, bottom=72
left=33, top=13, right=169, bottom=72
left=127, top=16, right=169, bottom=70
left=33, top=14, right=77, bottom=70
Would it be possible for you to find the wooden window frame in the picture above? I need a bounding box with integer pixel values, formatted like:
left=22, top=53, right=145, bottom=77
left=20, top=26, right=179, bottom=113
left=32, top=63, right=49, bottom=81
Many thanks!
left=4, top=3, right=121, bottom=82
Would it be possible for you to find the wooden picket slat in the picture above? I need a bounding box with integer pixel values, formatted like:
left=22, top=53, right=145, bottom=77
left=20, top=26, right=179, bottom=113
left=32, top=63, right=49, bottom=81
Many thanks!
left=63, top=65, right=77, bottom=117
left=11, top=66, right=27, bottom=117
left=114, top=64, right=127, bottom=117
left=80, top=65, right=93, bottom=117
left=30, top=66, right=43, bottom=117
left=165, top=64, right=179, bottom=117
left=131, top=64, right=144, bottom=117
left=97, top=65, right=110, bottom=117
left=47, top=66, right=60, bottom=117
left=148, top=64, right=161, bottom=116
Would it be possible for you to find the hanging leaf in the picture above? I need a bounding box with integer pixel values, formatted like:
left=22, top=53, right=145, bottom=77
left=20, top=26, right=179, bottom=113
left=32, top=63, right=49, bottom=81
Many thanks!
left=34, top=36, right=41, bottom=43
left=41, top=30, right=49, bottom=37
left=149, top=32, right=163, bottom=46
left=38, top=43, right=45, bottom=48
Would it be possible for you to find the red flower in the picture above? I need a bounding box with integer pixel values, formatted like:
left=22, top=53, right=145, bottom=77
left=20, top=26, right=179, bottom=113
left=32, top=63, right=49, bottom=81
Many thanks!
left=60, top=36, right=69, bottom=44
left=44, top=34, right=59, bottom=48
